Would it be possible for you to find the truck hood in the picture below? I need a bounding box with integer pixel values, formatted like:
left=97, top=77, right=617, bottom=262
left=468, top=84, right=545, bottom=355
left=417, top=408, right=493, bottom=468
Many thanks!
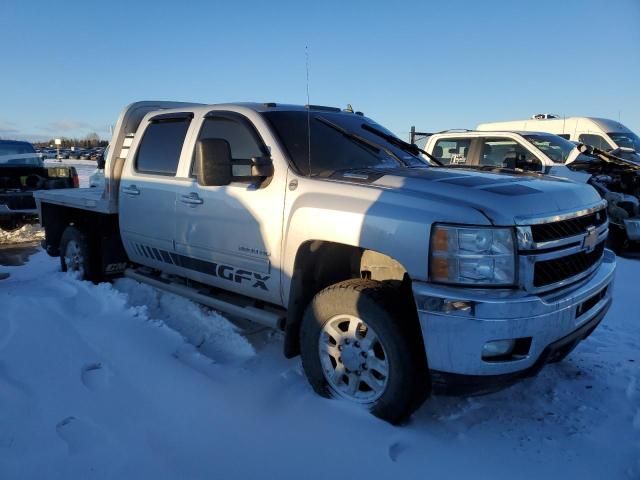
left=332, top=166, right=603, bottom=226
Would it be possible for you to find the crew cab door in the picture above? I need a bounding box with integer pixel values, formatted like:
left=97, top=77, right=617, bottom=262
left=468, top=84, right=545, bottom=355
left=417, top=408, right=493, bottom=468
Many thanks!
left=119, top=113, right=193, bottom=267
left=172, top=111, right=285, bottom=305
left=476, top=137, right=544, bottom=172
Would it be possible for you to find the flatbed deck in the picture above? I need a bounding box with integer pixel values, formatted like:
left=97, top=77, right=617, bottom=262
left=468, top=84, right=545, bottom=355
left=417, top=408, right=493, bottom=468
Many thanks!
left=34, top=187, right=116, bottom=215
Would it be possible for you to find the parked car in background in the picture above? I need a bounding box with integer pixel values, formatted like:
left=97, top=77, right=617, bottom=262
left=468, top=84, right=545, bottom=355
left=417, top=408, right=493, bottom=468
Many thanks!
left=68, top=149, right=83, bottom=159
left=477, top=115, right=640, bottom=153
left=0, top=140, right=79, bottom=230
left=421, top=130, right=640, bottom=252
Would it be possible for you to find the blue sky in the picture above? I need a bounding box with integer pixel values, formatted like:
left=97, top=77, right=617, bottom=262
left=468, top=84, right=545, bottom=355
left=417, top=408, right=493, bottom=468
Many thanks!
left=1, top=0, right=639, bottom=141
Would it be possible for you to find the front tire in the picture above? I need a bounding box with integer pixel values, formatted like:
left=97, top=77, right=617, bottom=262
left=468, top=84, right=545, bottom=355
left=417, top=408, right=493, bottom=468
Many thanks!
left=300, top=279, right=430, bottom=424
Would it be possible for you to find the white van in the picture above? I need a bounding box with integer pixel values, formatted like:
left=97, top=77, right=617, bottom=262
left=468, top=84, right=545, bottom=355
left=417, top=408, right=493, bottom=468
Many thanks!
left=477, top=115, right=640, bottom=152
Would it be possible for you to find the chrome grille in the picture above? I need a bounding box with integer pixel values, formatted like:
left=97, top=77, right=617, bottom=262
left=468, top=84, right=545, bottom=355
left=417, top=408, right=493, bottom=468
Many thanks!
left=530, top=210, right=607, bottom=243
left=516, top=202, right=609, bottom=293
left=533, top=241, right=605, bottom=287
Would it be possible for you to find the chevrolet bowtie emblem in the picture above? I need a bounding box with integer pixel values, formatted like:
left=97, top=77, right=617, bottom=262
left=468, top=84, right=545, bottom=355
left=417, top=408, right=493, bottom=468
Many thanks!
left=583, top=225, right=598, bottom=253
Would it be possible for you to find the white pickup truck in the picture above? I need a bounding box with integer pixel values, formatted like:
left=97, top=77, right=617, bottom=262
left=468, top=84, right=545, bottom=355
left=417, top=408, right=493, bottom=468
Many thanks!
left=35, top=101, right=615, bottom=423
left=422, top=130, right=640, bottom=252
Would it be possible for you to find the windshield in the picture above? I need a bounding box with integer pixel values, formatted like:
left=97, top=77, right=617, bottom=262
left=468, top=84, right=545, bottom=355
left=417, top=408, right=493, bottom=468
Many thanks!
left=0, top=141, right=41, bottom=165
left=522, top=134, right=575, bottom=163
left=607, top=131, right=640, bottom=151
left=264, top=110, right=426, bottom=176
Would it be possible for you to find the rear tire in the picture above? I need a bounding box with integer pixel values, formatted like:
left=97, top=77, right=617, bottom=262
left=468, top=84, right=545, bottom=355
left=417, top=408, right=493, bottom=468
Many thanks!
left=59, top=226, right=94, bottom=281
left=300, top=279, right=430, bottom=424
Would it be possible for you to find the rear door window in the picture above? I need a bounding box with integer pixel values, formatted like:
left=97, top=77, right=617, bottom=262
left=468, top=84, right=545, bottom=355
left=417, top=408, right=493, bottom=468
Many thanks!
left=135, top=118, right=191, bottom=175
left=431, top=138, right=472, bottom=165
left=578, top=134, right=610, bottom=151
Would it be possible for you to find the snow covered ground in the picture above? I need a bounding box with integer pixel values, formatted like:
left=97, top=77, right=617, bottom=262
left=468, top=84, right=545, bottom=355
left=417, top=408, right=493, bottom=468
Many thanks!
left=0, top=244, right=638, bottom=478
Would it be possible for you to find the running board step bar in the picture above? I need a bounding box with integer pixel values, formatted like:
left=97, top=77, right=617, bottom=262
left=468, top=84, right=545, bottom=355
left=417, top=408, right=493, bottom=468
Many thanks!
left=124, top=268, right=285, bottom=330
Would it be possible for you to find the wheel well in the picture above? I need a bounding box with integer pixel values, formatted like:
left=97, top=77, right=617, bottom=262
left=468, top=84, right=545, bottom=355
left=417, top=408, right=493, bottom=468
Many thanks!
left=41, top=203, right=128, bottom=279
left=283, top=240, right=417, bottom=358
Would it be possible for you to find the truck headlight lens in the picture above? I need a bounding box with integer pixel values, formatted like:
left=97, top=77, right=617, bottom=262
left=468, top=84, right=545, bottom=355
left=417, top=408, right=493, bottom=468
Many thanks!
left=429, top=225, right=515, bottom=286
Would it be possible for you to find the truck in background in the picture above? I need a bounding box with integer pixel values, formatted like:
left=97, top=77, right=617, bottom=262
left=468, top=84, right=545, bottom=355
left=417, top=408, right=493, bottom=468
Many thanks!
left=420, top=130, right=640, bottom=252
left=0, top=140, right=79, bottom=231
left=35, top=101, right=615, bottom=423
left=477, top=115, right=640, bottom=156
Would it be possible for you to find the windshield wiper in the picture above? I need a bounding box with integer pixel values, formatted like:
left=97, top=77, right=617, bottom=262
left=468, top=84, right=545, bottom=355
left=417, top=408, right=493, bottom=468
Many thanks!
left=315, top=116, right=408, bottom=166
left=361, top=123, right=444, bottom=166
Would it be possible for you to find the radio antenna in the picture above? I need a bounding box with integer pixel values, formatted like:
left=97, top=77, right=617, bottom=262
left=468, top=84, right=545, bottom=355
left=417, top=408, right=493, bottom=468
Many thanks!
left=306, top=45, right=312, bottom=176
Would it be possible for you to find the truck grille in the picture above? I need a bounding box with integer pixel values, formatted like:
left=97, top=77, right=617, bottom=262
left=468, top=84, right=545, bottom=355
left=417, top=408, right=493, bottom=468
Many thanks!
left=533, top=241, right=605, bottom=287
left=517, top=203, right=608, bottom=292
left=530, top=209, right=607, bottom=243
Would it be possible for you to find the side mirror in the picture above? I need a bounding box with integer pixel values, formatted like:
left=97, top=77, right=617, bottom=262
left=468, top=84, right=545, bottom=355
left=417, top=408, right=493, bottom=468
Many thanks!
left=196, top=138, right=232, bottom=186
left=250, top=156, right=274, bottom=177
left=97, top=152, right=106, bottom=170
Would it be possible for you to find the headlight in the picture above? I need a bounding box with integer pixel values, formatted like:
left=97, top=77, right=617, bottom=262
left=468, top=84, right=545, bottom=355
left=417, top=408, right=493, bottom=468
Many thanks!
left=429, top=225, right=515, bottom=286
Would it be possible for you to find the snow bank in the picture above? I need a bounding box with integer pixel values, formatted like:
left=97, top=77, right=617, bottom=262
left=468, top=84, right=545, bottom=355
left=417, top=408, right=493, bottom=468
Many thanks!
left=0, top=224, right=44, bottom=245
left=113, top=278, right=255, bottom=363
left=0, top=250, right=638, bottom=479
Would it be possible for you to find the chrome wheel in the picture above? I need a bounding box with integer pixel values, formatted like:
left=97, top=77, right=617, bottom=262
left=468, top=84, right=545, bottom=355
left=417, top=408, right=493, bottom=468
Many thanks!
left=64, top=240, right=85, bottom=277
left=318, top=314, right=389, bottom=403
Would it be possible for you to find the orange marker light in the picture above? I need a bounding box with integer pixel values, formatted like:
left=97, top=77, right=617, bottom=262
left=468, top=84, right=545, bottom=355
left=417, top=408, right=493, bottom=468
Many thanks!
left=432, top=228, right=449, bottom=253
left=430, top=257, right=449, bottom=281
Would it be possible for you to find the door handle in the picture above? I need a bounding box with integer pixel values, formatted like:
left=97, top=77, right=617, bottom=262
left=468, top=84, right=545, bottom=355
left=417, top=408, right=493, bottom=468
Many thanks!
left=122, top=185, right=140, bottom=196
left=180, top=193, right=203, bottom=205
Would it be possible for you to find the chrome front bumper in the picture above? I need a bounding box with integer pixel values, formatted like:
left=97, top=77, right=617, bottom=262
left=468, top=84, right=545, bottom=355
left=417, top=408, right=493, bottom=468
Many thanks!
left=412, top=249, right=616, bottom=377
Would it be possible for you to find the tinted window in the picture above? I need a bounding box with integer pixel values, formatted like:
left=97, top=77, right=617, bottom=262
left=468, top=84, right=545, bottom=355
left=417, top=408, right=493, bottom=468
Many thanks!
left=264, top=111, right=424, bottom=176
left=432, top=138, right=472, bottom=165
left=578, top=134, right=610, bottom=151
left=0, top=140, right=41, bottom=165
left=0, top=141, right=36, bottom=155
left=192, top=116, right=263, bottom=177
left=136, top=119, right=191, bottom=175
left=607, top=131, right=640, bottom=151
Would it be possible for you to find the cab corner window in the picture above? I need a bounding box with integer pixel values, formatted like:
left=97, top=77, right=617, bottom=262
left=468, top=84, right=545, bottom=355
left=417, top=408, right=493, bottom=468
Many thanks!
left=135, top=119, right=191, bottom=175
left=432, top=138, right=472, bottom=165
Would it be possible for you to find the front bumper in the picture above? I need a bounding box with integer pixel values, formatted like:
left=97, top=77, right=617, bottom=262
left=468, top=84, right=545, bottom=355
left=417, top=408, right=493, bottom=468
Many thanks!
left=412, top=249, right=616, bottom=391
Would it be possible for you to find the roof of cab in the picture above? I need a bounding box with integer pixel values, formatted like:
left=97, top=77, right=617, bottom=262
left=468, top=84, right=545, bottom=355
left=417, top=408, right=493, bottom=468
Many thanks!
left=146, top=102, right=353, bottom=116
left=432, top=130, right=557, bottom=137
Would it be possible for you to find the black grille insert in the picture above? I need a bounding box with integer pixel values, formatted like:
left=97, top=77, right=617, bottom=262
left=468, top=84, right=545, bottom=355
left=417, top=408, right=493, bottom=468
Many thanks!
left=530, top=210, right=607, bottom=243
left=534, top=241, right=605, bottom=288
